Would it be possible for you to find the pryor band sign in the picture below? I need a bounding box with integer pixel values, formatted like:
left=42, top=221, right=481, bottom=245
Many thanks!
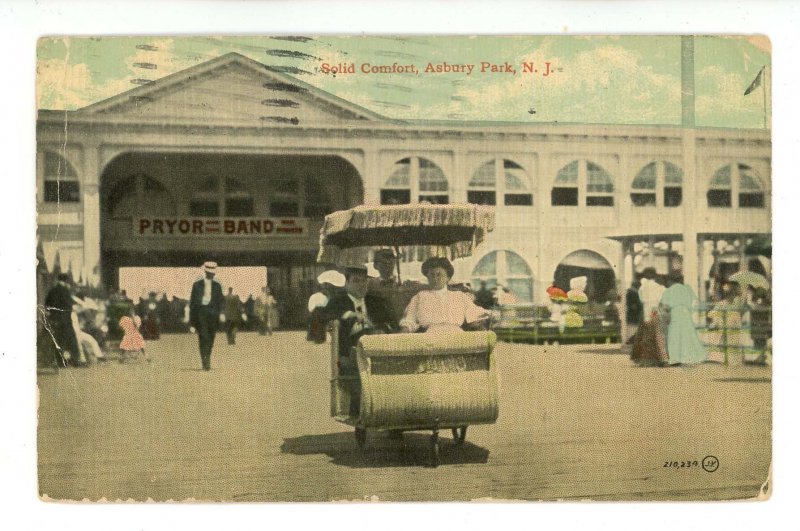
left=136, top=217, right=308, bottom=237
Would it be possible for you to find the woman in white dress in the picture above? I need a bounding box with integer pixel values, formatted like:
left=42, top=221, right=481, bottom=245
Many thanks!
left=400, top=257, right=490, bottom=334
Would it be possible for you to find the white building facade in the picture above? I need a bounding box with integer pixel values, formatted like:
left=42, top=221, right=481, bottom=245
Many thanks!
left=37, top=53, right=771, bottom=323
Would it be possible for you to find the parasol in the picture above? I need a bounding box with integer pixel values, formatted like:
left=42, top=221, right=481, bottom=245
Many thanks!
left=729, top=270, right=770, bottom=290
left=317, top=204, right=495, bottom=280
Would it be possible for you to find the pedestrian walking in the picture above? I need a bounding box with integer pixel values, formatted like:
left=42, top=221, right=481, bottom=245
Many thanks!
left=224, top=287, right=244, bottom=345
left=660, top=273, right=706, bottom=366
left=630, top=268, right=668, bottom=366
left=262, top=287, right=278, bottom=335
left=243, top=295, right=256, bottom=331
left=189, top=261, right=224, bottom=371
left=140, top=292, right=160, bottom=340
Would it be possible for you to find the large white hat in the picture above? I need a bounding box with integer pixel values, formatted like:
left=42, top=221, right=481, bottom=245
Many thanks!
left=317, top=270, right=345, bottom=287
left=569, top=276, right=588, bottom=290
left=203, top=261, right=218, bottom=273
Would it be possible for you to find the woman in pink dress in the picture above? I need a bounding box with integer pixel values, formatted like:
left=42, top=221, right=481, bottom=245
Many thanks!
left=400, top=257, right=490, bottom=334
left=119, top=315, right=148, bottom=362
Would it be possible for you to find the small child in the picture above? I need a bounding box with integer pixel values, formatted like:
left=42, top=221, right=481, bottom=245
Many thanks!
left=119, top=315, right=148, bottom=362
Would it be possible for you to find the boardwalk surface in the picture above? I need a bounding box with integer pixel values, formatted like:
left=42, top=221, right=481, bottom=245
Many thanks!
left=37, top=332, right=771, bottom=502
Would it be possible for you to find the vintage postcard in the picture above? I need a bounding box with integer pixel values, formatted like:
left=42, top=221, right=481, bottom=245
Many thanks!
left=36, top=34, right=771, bottom=502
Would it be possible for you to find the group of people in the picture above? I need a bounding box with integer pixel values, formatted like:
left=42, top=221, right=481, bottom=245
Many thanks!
left=109, top=287, right=278, bottom=342
left=43, top=273, right=126, bottom=367
left=223, top=286, right=279, bottom=345
left=629, top=268, right=707, bottom=367
left=41, top=263, right=280, bottom=372
left=705, top=279, right=772, bottom=364
left=43, top=274, right=155, bottom=367
left=306, top=251, right=493, bottom=415
left=188, top=261, right=279, bottom=371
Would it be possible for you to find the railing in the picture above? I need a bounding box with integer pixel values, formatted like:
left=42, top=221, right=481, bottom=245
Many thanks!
left=693, top=303, right=772, bottom=365
left=490, top=303, right=773, bottom=364
left=490, top=303, right=620, bottom=345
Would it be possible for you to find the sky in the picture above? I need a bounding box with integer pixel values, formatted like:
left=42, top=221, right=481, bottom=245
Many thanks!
left=36, top=34, right=771, bottom=128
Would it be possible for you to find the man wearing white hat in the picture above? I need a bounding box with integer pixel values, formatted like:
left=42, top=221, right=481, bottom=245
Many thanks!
left=306, top=269, right=346, bottom=343
left=189, top=261, right=224, bottom=370
left=321, top=266, right=398, bottom=415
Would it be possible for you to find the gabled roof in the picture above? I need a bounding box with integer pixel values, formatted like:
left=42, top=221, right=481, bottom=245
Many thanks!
left=76, top=52, right=389, bottom=122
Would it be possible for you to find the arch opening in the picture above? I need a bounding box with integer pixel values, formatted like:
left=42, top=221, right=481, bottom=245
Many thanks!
left=553, top=249, right=616, bottom=303
left=99, top=151, right=364, bottom=328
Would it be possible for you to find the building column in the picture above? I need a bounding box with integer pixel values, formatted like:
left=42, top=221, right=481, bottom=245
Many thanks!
left=698, top=236, right=708, bottom=303
left=450, top=148, right=467, bottom=203
left=618, top=154, right=633, bottom=227
left=82, top=144, right=102, bottom=287
left=738, top=235, right=747, bottom=273
left=536, top=155, right=553, bottom=296
left=619, top=240, right=630, bottom=347
left=362, top=147, right=382, bottom=205
left=681, top=129, right=699, bottom=295
left=680, top=35, right=700, bottom=295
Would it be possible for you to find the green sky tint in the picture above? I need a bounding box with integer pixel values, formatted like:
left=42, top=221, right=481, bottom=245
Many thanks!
left=36, top=35, right=771, bottom=129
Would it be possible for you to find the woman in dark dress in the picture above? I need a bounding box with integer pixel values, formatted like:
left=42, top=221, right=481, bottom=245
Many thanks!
left=630, top=269, right=668, bottom=366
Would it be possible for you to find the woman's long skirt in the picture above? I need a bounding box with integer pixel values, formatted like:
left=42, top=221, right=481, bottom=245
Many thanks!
left=631, top=312, right=668, bottom=366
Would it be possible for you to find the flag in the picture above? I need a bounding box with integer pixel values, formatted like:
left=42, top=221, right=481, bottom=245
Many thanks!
left=744, top=66, right=765, bottom=96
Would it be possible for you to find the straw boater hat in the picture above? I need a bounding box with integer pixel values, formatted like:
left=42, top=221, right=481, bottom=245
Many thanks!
left=203, top=261, right=217, bottom=274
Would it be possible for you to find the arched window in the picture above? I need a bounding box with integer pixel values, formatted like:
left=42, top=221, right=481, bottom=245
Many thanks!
left=631, top=161, right=683, bottom=207
left=586, top=162, right=614, bottom=206
left=43, top=151, right=80, bottom=203
left=304, top=177, right=332, bottom=219
left=189, top=175, right=255, bottom=216
left=471, top=250, right=534, bottom=302
left=708, top=166, right=731, bottom=207
left=551, top=160, right=579, bottom=206
left=551, top=159, right=615, bottom=207
left=106, top=173, right=176, bottom=217
left=708, top=163, right=766, bottom=208
left=380, top=157, right=448, bottom=205
left=468, top=159, right=533, bottom=206
left=738, top=164, right=766, bottom=208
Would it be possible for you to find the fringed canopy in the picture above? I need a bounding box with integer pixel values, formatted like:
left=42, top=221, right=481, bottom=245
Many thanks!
left=317, top=204, right=495, bottom=265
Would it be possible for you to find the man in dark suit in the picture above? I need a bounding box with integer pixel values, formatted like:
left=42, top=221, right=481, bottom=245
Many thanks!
left=44, top=273, right=80, bottom=367
left=322, top=266, right=398, bottom=415
left=189, top=261, right=224, bottom=371
left=626, top=276, right=644, bottom=326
